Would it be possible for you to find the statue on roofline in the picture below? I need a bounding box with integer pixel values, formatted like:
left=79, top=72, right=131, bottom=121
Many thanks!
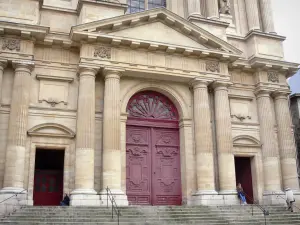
left=219, top=0, right=231, bottom=15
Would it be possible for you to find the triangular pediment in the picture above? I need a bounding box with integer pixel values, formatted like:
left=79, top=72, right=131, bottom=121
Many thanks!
left=71, top=8, right=242, bottom=58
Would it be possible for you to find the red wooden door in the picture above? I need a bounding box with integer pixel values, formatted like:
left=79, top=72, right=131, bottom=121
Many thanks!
left=126, top=91, right=181, bottom=206
left=33, top=170, right=63, bottom=206
left=152, top=128, right=181, bottom=205
left=234, top=157, right=254, bottom=204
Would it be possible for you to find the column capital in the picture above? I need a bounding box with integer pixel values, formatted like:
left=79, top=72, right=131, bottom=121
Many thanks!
left=190, top=79, right=213, bottom=89
left=12, top=60, right=34, bottom=73
left=103, top=67, right=124, bottom=80
left=254, top=88, right=272, bottom=98
left=78, top=66, right=99, bottom=78
left=0, top=60, right=7, bottom=71
left=212, top=81, right=232, bottom=91
left=272, top=90, right=290, bottom=100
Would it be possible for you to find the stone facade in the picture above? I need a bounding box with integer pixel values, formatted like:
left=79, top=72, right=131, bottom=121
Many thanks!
left=0, top=0, right=299, bottom=208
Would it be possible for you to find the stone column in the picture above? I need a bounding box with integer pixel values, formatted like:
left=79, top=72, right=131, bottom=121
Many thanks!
left=245, top=0, right=261, bottom=31
left=259, top=0, right=276, bottom=33
left=101, top=68, right=128, bottom=205
left=71, top=67, right=100, bottom=206
left=256, top=90, right=282, bottom=196
left=192, top=80, right=217, bottom=204
left=213, top=82, right=236, bottom=199
left=206, top=0, right=219, bottom=19
left=187, top=0, right=202, bottom=17
left=273, top=92, right=299, bottom=190
left=1, top=61, right=33, bottom=194
left=0, top=60, right=7, bottom=105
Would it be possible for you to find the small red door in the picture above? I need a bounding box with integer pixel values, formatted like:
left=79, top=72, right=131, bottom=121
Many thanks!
left=235, top=157, right=254, bottom=204
left=33, top=170, right=63, bottom=206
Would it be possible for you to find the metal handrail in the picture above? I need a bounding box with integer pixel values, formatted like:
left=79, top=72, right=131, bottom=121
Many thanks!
left=242, top=192, right=269, bottom=225
left=106, top=187, right=120, bottom=225
left=0, top=189, right=26, bottom=218
left=273, top=191, right=300, bottom=211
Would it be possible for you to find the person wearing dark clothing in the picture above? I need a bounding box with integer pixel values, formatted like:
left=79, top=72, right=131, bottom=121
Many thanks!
left=60, top=193, right=70, bottom=206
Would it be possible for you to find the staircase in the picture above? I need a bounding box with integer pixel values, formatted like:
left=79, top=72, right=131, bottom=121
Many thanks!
left=0, top=205, right=299, bottom=225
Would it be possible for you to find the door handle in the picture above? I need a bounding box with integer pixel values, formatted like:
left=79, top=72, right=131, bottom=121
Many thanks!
left=153, top=172, right=156, bottom=174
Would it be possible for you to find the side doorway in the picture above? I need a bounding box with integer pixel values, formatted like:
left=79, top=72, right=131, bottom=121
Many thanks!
left=33, top=149, right=64, bottom=206
left=234, top=157, right=254, bottom=204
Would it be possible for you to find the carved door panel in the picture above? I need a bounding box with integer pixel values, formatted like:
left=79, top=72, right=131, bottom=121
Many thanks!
left=152, top=128, right=181, bottom=205
left=126, top=126, right=151, bottom=205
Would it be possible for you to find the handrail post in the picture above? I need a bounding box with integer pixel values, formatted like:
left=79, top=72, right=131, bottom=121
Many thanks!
left=106, top=187, right=108, bottom=209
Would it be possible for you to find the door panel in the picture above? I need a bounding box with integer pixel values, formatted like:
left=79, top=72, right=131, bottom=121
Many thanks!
left=126, top=126, right=151, bottom=205
left=152, top=128, right=181, bottom=205
left=33, top=170, right=63, bottom=206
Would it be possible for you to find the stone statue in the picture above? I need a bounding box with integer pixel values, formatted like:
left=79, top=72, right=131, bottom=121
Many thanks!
left=219, top=0, right=231, bottom=15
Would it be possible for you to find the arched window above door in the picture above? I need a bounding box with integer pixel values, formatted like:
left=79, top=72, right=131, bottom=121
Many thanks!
left=127, top=0, right=166, bottom=14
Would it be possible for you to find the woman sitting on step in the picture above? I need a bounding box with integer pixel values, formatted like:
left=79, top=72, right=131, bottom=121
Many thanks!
left=237, top=183, right=247, bottom=205
left=60, top=193, right=70, bottom=206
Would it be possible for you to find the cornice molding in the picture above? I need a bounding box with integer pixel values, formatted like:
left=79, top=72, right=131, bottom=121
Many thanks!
left=36, top=74, right=74, bottom=83
left=77, top=0, right=128, bottom=14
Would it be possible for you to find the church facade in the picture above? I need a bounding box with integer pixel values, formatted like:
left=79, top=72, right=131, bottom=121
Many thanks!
left=0, top=0, right=299, bottom=207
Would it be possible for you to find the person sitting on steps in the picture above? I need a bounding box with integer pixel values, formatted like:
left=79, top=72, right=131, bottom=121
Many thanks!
left=285, top=188, right=295, bottom=212
left=237, top=183, right=247, bottom=205
left=60, top=193, right=70, bottom=206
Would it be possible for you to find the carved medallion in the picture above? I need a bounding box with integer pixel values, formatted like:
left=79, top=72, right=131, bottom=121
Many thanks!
left=267, top=71, right=279, bottom=83
left=94, top=46, right=111, bottom=59
left=2, top=39, right=20, bottom=51
left=206, top=61, right=220, bottom=73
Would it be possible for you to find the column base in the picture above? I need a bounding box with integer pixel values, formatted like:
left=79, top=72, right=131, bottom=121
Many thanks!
left=70, top=189, right=101, bottom=206
left=262, top=191, right=285, bottom=205
left=99, top=189, right=128, bottom=206
left=192, top=190, right=239, bottom=205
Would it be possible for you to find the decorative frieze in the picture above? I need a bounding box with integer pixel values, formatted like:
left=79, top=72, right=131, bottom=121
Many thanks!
left=231, top=114, right=251, bottom=122
left=206, top=60, right=220, bottom=73
left=267, top=71, right=279, bottom=83
left=2, top=39, right=20, bottom=51
left=94, top=46, right=111, bottom=59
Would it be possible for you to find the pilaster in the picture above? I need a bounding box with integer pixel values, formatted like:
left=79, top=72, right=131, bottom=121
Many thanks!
left=213, top=81, right=237, bottom=204
left=0, top=60, right=7, bottom=105
left=100, top=67, right=128, bottom=206
left=245, top=0, right=261, bottom=31
left=255, top=89, right=282, bottom=203
left=206, top=0, right=219, bottom=19
left=191, top=80, right=217, bottom=205
left=71, top=66, right=100, bottom=206
left=273, top=91, right=299, bottom=191
left=259, top=0, right=275, bottom=33
left=1, top=61, right=34, bottom=194
left=187, top=0, right=202, bottom=18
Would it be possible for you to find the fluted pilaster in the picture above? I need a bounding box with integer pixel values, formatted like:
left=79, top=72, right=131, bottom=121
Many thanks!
left=206, top=0, right=219, bottom=19
left=245, top=0, right=261, bottom=31
left=0, top=61, right=7, bottom=105
left=102, top=69, right=122, bottom=191
left=274, top=92, right=299, bottom=190
left=73, top=67, right=97, bottom=194
left=192, top=80, right=216, bottom=193
left=187, top=0, right=202, bottom=17
left=256, top=90, right=281, bottom=192
left=259, top=0, right=275, bottom=33
left=2, top=62, right=33, bottom=192
left=213, top=82, right=236, bottom=193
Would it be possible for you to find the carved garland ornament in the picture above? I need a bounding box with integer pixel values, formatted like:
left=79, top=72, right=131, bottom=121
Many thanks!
left=267, top=71, right=279, bottom=83
left=2, top=39, right=20, bottom=51
left=206, top=61, right=220, bottom=73
left=94, top=46, right=111, bottom=59
left=40, top=98, right=65, bottom=107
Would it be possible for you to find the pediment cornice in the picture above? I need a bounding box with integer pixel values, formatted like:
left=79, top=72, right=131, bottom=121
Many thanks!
left=71, top=8, right=242, bottom=60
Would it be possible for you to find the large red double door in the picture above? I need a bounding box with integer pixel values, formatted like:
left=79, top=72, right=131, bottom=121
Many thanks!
left=126, top=126, right=181, bottom=205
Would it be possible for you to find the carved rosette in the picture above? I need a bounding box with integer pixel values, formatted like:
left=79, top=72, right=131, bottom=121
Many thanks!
left=94, top=46, right=111, bottom=59
left=206, top=60, right=220, bottom=73
left=2, top=39, right=21, bottom=51
left=267, top=71, right=279, bottom=83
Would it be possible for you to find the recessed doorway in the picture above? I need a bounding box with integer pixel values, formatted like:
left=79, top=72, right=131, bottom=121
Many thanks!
left=33, top=149, right=64, bottom=206
left=234, top=157, right=254, bottom=204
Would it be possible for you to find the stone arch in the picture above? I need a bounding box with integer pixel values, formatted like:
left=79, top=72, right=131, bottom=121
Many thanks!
left=27, top=123, right=75, bottom=139
left=233, top=135, right=261, bottom=147
left=121, top=82, right=190, bottom=120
